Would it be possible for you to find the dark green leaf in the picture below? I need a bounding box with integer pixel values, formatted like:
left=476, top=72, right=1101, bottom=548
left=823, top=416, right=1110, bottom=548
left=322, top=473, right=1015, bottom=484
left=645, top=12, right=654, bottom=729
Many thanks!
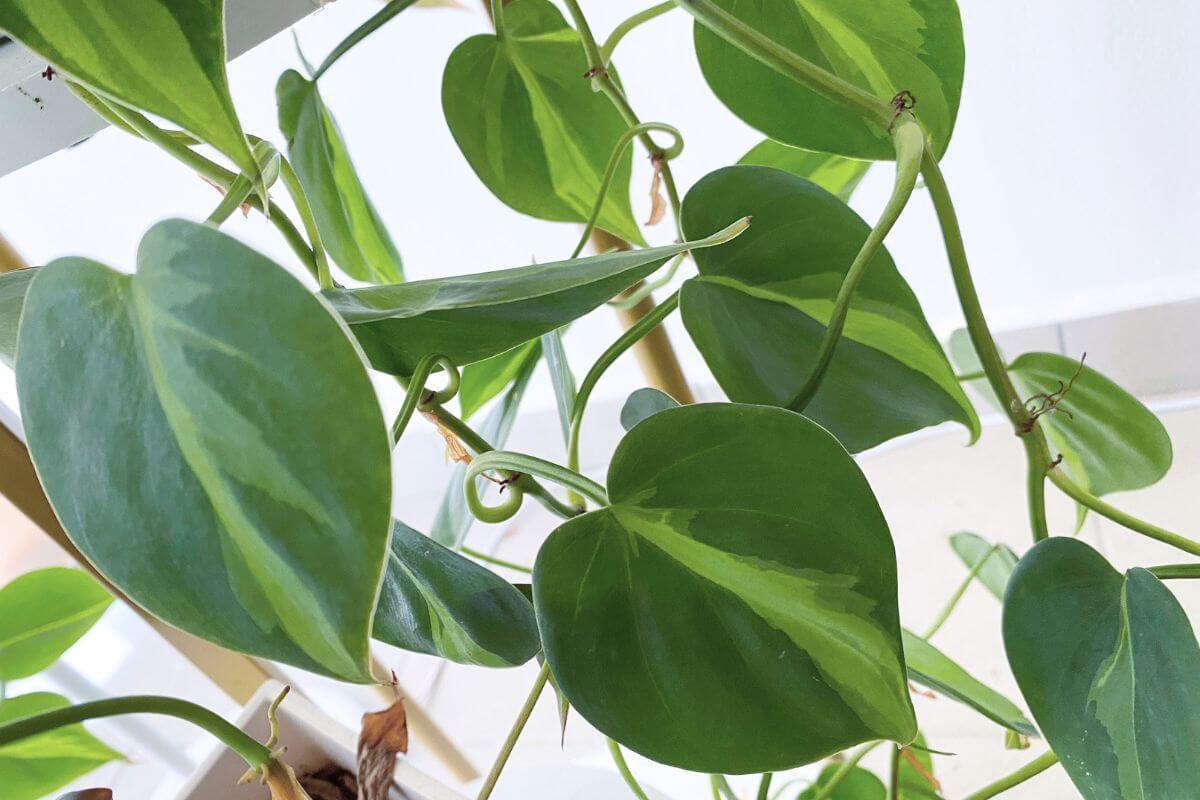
left=0, top=693, right=121, bottom=800
left=0, top=1, right=258, bottom=182
left=16, top=220, right=391, bottom=682
left=739, top=141, right=870, bottom=202
left=277, top=70, right=404, bottom=284
left=430, top=347, right=538, bottom=547
left=0, top=568, right=111, bottom=681
left=326, top=228, right=740, bottom=377
left=0, top=268, right=35, bottom=369
left=1004, top=538, right=1200, bottom=800
left=693, top=0, right=964, bottom=159
left=441, top=0, right=642, bottom=242
left=459, top=340, right=541, bottom=420
left=948, top=532, right=1018, bottom=601
left=902, top=630, right=1036, bottom=736
left=535, top=403, right=916, bottom=773
left=373, top=521, right=539, bottom=667
left=797, top=763, right=885, bottom=800
left=618, top=387, right=679, bottom=431
left=681, top=166, right=977, bottom=452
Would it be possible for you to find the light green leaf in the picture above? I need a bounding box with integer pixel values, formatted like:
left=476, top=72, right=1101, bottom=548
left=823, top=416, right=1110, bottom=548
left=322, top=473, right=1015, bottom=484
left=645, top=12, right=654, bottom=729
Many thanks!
left=16, top=220, right=391, bottom=682
left=681, top=166, right=977, bottom=453
left=0, top=268, right=35, bottom=369
left=459, top=340, right=541, bottom=421
left=535, top=404, right=916, bottom=773
left=277, top=69, right=404, bottom=284
left=618, top=387, right=679, bottom=432
left=948, top=532, right=1018, bottom=601
left=897, top=734, right=943, bottom=799
left=442, top=0, right=642, bottom=243
left=541, top=328, right=576, bottom=446
left=1004, top=538, right=1200, bottom=800
left=325, top=226, right=742, bottom=377
left=0, top=692, right=121, bottom=800
left=431, top=347, right=538, bottom=547
left=797, top=763, right=885, bottom=800
left=903, top=630, right=1036, bottom=736
left=373, top=521, right=539, bottom=667
left=0, top=0, right=258, bottom=182
left=739, top=140, right=871, bottom=202
left=693, top=0, right=964, bottom=159
left=0, top=569, right=111, bottom=681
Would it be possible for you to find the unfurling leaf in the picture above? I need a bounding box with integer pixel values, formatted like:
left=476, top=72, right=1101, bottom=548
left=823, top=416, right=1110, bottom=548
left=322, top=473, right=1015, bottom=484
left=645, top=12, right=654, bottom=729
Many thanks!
left=357, top=699, right=408, bottom=800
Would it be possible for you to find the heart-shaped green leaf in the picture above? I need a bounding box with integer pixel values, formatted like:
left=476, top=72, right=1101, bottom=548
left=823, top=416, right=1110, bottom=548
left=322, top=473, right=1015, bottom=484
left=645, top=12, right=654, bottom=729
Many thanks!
left=1004, top=538, right=1200, bottom=800
left=325, top=223, right=744, bottom=376
left=0, top=693, right=121, bottom=800
left=0, top=268, right=35, bottom=369
left=0, top=1, right=258, bottom=183
left=618, top=387, right=679, bottom=432
left=0, top=569, right=111, bottom=681
left=374, top=521, right=539, bottom=667
left=739, top=140, right=871, bottom=202
left=681, top=166, right=977, bottom=452
left=442, top=0, right=642, bottom=243
left=949, top=532, right=1018, bottom=601
left=798, top=763, right=885, bottom=799
left=903, top=630, right=1036, bottom=736
left=692, top=0, right=964, bottom=159
left=277, top=69, right=404, bottom=285
left=949, top=336, right=1172, bottom=499
left=535, top=403, right=916, bottom=773
left=16, top=220, right=392, bottom=682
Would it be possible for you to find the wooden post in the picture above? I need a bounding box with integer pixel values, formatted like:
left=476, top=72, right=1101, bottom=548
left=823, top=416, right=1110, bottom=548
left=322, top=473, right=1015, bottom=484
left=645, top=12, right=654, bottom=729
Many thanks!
left=0, top=232, right=28, bottom=272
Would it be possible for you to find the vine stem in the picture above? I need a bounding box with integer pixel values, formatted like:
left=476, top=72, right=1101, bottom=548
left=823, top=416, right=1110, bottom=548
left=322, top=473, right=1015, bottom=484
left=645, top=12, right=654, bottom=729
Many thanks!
left=709, top=775, right=738, bottom=800
left=313, top=0, right=421, bottom=79
left=756, top=773, right=773, bottom=800
left=0, top=696, right=271, bottom=770
left=475, top=662, right=551, bottom=800
left=601, top=2, right=678, bottom=64
left=788, top=113, right=923, bottom=411
left=1048, top=469, right=1200, bottom=557
left=960, top=751, right=1059, bottom=800
left=887, top=746, right=901, bottom=800
left=464, top=450, right=608, bottom=523
left=1148, top=564, right=1200, bottom=580
left=923, top=545, right=996, bottom=639
left=390, top=355, right=458, bottom=444
left=608, top=739, right=652, bottom=800
left=461, top=546, right=532, bottom=574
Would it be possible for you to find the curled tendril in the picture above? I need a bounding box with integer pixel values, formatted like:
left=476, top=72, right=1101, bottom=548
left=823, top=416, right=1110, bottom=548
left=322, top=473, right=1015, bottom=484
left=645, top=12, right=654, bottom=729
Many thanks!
left=464, top=460, right=526, bottom=524
left=463, top=451, right=607, bottom=524
left=421, top=356, right=460, bottom=405
left=391, top=355, right=460, bottom=444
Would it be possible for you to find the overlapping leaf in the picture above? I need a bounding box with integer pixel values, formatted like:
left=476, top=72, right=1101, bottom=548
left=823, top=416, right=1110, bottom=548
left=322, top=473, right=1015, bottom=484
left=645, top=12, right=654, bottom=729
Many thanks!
left=17, top=220, right=392, bottom=682
left=1005, top=538, right=1200, bottom=799
left=0, top=0, right=259, bottom=182
left=798, top=763, right=885, bottom=799
left=0, top=693, right=121, bottom=800
left=459, top=341, right=540, bottom=420
left=442, top=0, right=641, bottom=242
left=0, top=569, right=111, bottom=681
left=325, top=227, right=741, bottom=376
left=681, top=166, right=977, bottom=452
left=618, top=387, right=679, bottom=432
left=739, top=140, right=871, bottom=202
left=277, top=70, right=404, bottom=284
left=0, top=268, right=35, bottom=368
left=693, top=0, right=965, bottom=159
left=373, top=522, right=539, bottom=667
left=535, top=404, right=916, bottom=773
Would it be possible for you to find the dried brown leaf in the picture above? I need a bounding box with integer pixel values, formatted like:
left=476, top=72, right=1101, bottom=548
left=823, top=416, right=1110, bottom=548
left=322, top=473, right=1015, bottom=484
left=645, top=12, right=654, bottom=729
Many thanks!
left=357, top=699, right=409, bottom=800
left=199, top=175, right=252, bottom=218
left=900, top=747, right=942, bottom=792
left=57, top=791, right=114, bottom=800
left=421, top=410, right=472, bottom=464
left=645, top=156, right=666, bottom=226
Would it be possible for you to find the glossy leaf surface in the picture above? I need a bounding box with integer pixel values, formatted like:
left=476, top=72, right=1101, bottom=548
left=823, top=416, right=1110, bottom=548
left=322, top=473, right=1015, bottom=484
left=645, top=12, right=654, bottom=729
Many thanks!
left=17, top=220, right=391, bottom=682
left=903, top=630, right=1036, bottom=736
left=0, top=0, right=258, bottom=181
left=739, top=140, right=870, bottom=201
left=442, top=0, right=641, bottom=242
left=0, top=693, right=121, bottom=800
left=693, top=0, right=964, bottom=159
left=326, top=233, right=731, bottom=376
left=949, top=532, right=1018, bottom=601
left=0, top=268, right=34, bottom=368
left=1004, top=538, right=1200, bottom=800
left=0, top=569, right=111, bottom=681
left=536, top=404, right=916, bottom=773
left=681, top=166, right=977, bottom=452
left=374, top=522, right=539, bottom=667
left=798, top=763, right=885, bottom=800
left=459, top=341, right=540, bottom=420
left=277, top=70, right=403, bottom=284
left=618, top=387, right=679, bottom=432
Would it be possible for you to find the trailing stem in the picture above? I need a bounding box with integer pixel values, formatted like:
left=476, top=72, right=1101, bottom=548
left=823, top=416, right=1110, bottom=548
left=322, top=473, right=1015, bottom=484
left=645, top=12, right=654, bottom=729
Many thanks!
left=923, top=545, right=997, bottom=639
left=464, top=450, right=608, bottom=523
left=608, top=739, right=653, bottom=800
left=476, top=662, right=551, bottom=800
left=960, top=751, right=1060, bottom=800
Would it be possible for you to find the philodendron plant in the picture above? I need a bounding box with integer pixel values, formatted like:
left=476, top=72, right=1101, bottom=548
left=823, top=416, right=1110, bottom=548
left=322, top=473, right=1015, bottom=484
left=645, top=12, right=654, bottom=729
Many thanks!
left=0, top=0, right=1191, bottom=798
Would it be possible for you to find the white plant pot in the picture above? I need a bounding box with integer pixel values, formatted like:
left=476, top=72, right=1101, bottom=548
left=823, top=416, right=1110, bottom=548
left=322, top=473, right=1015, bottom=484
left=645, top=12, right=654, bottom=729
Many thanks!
left=173, top=680, right=466, bottom=800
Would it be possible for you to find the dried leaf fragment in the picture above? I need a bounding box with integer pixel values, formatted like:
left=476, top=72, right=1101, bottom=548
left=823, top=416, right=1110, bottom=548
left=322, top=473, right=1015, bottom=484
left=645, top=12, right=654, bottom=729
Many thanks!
left=57, top=791, right=114, bottom=800
left=422, top=410, right=472, bottom=464
left=357, top=698, right=409, bottom=800
left=645, top=155, right=667, bottom=226
left=900, top=747, right=942, bottom=792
